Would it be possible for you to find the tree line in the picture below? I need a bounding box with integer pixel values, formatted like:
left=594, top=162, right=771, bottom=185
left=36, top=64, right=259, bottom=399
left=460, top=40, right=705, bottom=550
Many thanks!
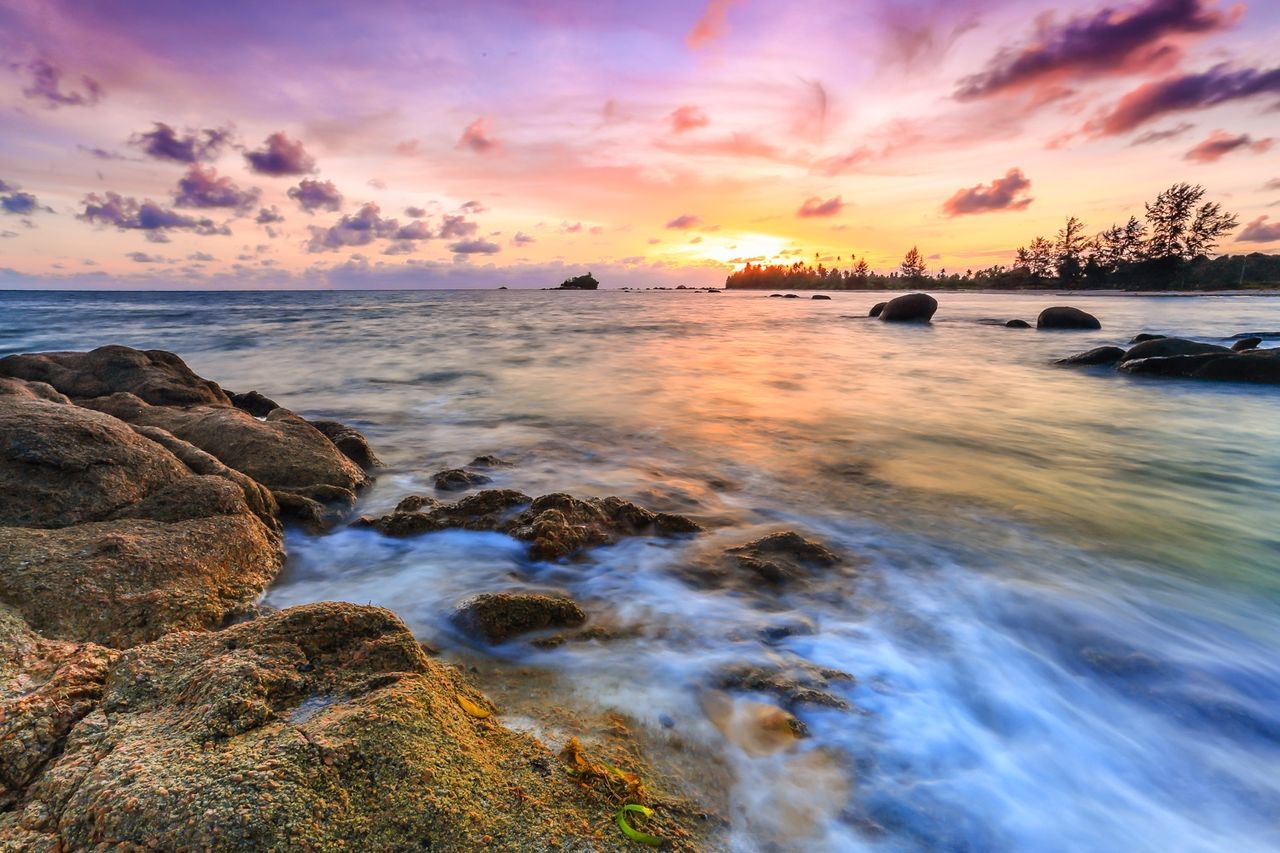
left=725, top=183, right=1277, bottom=291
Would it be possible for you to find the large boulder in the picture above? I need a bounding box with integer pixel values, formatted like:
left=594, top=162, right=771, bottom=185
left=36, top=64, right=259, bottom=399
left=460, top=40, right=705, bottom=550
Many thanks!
left=1037, top=307, right=1101, bottom=330
left=0, top=346, right=229, bottom=407
left=1117, top=354, right=1227, bottom=378
left=1056, top=346, right=1126, bottom=367
left=1005, top=319, right=1031, bottom=329
left=363, top=490, right=701, bottom=560
left=5, top=603, right=681, bottom=851
left=868, top=301, right=887, bottom=318
left=1121, top=337, right=1230, bottom=362
left=451, top=592, right=587, bottom=643
left=1189, top=349, right=1280, bottom=384
left=879, top=293, right=937, bottom=323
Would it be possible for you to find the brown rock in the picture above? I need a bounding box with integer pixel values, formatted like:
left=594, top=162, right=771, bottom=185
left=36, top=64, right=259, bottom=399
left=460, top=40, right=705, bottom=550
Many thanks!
left=433, top=467, right=492, bottom=492
left=309, top=419, right=381, bottom=469
left=451, top=592, right=587, bottom=643
left=712, top=658, right=854, bottom=709
left=682, top=531, right=845, bottom=590
left=0, top=345, right=230, bottom=407
left=228, top=389, right=280, bottom=417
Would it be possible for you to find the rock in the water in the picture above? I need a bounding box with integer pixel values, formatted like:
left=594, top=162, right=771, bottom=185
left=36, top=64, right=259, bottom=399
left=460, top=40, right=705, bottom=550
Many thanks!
left=868, top=301, right=887, bottom=318
left=7, top=603, right=663, bottom=851
left=1232, top=337, right=1263, bottom=352
left=1005, top=319, right=1031, bottom=328
left=309, top=419, right=381, bottom=469
left=879, top=293, right=937, bottom=323
left=1037, top=306, right=1101, bottom=330
left=0, top=345, right=230, bottom=407
left=719, top=531, right=841, bottom=587
left=783, top=293, right=800, bottom=299
left=228, top=389, right=279, bottom=417
left=1117, top=354, right=1227, bottom=378
left=1130, top=333, right=1166, bottom=344
left=712, top=659, right=854, bottom=709
left=468, top=454, right=514, bottom=468
left=812, top=294, right=832, bottom=300
left=365, top=489, right=701, bottom=560
left=451, top=592, right=587, bottom=643
left=1056, top=346, right=1126, bottom=366
left=769, top=293, right=783, bottom=298
left=1189, top=350, right=1280, bottom=384
left=1121, top=337, right=1230, bottom=362
left=434, top=468, right=493, bottom=492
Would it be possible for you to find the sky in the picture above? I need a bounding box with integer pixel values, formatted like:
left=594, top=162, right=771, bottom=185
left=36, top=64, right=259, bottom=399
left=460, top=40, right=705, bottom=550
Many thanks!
left=1, top=0, right=1278, bottom=289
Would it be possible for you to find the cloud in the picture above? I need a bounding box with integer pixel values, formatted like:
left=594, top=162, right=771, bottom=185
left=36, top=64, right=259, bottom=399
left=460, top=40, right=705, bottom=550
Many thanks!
left=405, top=206, right=427, bottom=218
left=561, top=222, right=583, bottom=233
left=512, top=231, right=535, bottom=245
left=0, top=180, right=49, bottom=216
left=956, top=0, right=1239, bottom=101
left=395, top=139, right=420, bottom=156
left=686, top=0, right=740, bottom=49
left=1184, top=130, right=1273, bottom=162
left=306, top=203, right=400, bottom=252
left=395, top=220, right=433, bottom=240
left=669, top=105, right=709, bottom=134
left=797, top=196, right=844, bottom=218
left=665, top=214, right=702, bottom=229
left=942, top=168, right=1033, bottom=216
left=448, top=239, right=501, bottom=254
left=173, top=165, right=260, bottom=212
left=1263, top=178, right=1280, bottom=192
left=287, top=178, right=343, bottom=213
left=78, top=145, right=128, bottom=161
left=244, top=132, right=317, bottom=175
left=458, top=118, right=497, bottom=154
left=656, top=132, right=788, bottom=161
left=438, top=214, right=478, bottom=239
left=126, top=251, right=169, bottom=264
left=1130, top=121, right=1196, bottom=144
left=460, top=200, right=487, bottom=213
left=79, top=191, right=229, bottom=235
left=130, top=122, right=232, bottom=163
left=1090, top=63, right=1280, bottom=136
left=255, top=206, right=285, bottom=224
left=1238, top=216, right=1280, bottom=243
left=188, top=252, right=216, bottom=262
left=13, top=57, right=102, bottom=108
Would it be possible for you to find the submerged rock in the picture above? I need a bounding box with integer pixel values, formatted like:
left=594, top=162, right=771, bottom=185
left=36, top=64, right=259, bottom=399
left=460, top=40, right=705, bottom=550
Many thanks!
left=1129, top=333, right=1166, bottom=344
left=1232, top=337, right=1263, bottom=352
left=1005, top=319, right=1031, bottom=329
left=468, top=454, right=514, bottom=468
left=434, top=467, right=493, bottom=492
left=721, top=531, right=841, bottom=587
left=1037, top=306, right=1101, bottom=330
left=1121, top=337, right=1229, bottom=362
left=812, top=294, right=832, bottom=300
left=365, top=489, right=701, bottom=560
left=712, top=659, right=854, bottom=709
left=879, top=293, right=937, bottom=323
left=1056, top=346, right=1126, bottom=367
left=0, top=345, right=229, bottom=407
left=1118, top=354, right=1228, bottom=378
left=868, top=301, right=887, bottom=318
left=451, top=592, right=587, bottom=643
left=1186, top=349, right=1280, bottom=384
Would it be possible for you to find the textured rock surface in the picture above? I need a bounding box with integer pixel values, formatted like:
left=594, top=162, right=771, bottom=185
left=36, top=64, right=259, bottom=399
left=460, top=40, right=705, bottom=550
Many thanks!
left=1036, top=306, right=1101, bottom=330
left=680, top=531, right=847, bottom=590
left=1056, top=346, right=1126, bottom=367
left=1121, top=337, right=1229, bottom=362
left=452, top=592, right=587, bottom=643
left=0, top=345, right=230, bottom=407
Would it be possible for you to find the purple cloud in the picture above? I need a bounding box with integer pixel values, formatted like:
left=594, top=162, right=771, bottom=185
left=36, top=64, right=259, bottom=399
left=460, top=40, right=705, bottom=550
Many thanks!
left=438, top=214, right=478, bottom=239
left=131, top=122, right=232, bottom=163
left=942, top=168, right=1033, bottom=216
left=79, top=191, right=229, bottom=235
left=188, top=252, right=216, bottom=262
left=460, top=200, right=487, bottom=213
left=513, top=231, right=535, bottom=245
left=458, top=118, right=497, bottom=154
left=78, top=145, right=128, bottom=161
left=1238, top=216, right=1280, bottom=243
left=13, top=57, right=102, bottom=108
left=1092, top=64, right=1280, bottom=135
left=1130, top=122, right=1196, bottom=145
left=395, top=220, right=433, bottom=240
left=173, top=165, right=260, bottom=212
left=448, top=238, right=501, bottom=254
left=665, top=214, right=702, bottom=229
left=287, top=178, right=343, bottom=213
left=256, top=206, right=285, bottom=224
left=0, top=180, right=49, bottom=216
left=126, top=251, right=168, bottom=264
left=797, top=196, right=844, bottom=218
left=305, top=203, right=398, bottom=252
left=405, top=206, right=427, bottom=218
left=245, top=132, right=317, bottom=175
left=1184, top=130, right=1273, bottom=163
left=670, top=105, right=709, bottom=134
left=956, top=0, right=1238, bottom=101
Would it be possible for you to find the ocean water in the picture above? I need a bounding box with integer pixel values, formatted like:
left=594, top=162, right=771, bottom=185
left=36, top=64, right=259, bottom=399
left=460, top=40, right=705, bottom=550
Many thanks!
left=3, top=288, right=1279, bottom=851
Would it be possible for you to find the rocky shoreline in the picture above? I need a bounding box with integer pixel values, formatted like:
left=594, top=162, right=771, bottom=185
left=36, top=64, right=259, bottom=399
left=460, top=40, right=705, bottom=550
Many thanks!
left=0, top=346, right=743, bottom=850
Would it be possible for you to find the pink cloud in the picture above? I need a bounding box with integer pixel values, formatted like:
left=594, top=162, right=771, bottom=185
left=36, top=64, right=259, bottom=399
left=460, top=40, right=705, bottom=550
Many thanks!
left=797, top=196, right=844, bottom=218
left=665, top=214, right=702, bottom=229
left=669, top=105, right=709, bottom=134
left=942, top=168, right=1033, bottom=216
left=1183, top=130, right=1273, bottom=163
left=686, top=0, right=740, bottom=50
left=458, top=118, right=497, bottom=154
left=1238, top=216, right=1280, bottom=243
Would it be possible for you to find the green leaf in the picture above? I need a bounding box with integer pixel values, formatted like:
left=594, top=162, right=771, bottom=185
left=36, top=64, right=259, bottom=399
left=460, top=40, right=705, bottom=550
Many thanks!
left=617, top=803, right=664, bottom=847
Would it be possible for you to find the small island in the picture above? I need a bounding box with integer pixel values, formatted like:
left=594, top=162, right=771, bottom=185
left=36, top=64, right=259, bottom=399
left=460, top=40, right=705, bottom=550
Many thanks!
left=559, top=272, right=600, bottom=290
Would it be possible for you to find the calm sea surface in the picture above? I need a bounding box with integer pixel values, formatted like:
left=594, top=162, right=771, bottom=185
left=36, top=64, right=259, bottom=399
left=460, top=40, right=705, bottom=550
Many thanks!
left=3, top=288, right=1279, bottom=851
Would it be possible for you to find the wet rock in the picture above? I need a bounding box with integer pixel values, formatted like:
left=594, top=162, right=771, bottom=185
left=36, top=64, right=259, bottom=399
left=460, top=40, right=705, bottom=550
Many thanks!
left=868, top=301, right=887, bottom=318
left=769, top=293, right=784, bottom=298
left=1232, top=337, right=1263, bottom=352
left=394, top=494, right=444, bottom=513
left=783, top=293, right=800, bottom=299
left=1121, top=337, right=1230, bottom=362
left=451, top=592, right=587, bottom=643
left=468, top=454, right=514, bottom=468
left=1130, top=333, right=1166, bottom=344
left=879, top=293, right=937, bottom=323
left=1117, top=354, right=1228, bottom=378
left=1005, top=319, right=1031, bottom=328
left=1056, top=346, right=1126, bottom=367
left=0, top=345, right=230, bottom=407
left=434, top=467, right=493, bottom=492
left=366, top=489, right=701, bottom=560
left=8, top=603, right=660, bottom=851
left=712, top=659, right=854, bottom=709
left=682, top=531, right=845, bottom=591
left=272, top=489, right=346, bottom=533
left=310, top=419, right=381, bottom=469
left=812, top=294, right=832, bottom=300
left=228, top=389, right=279, bottom=417
left=1036, top=306, right=1101, bottom=330
left=1189, top=349, right=1280, bottom=384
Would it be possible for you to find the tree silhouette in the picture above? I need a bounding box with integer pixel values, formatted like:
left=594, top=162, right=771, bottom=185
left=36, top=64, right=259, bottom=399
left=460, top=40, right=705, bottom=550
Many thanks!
left=900, top=246, right=926, bottom=280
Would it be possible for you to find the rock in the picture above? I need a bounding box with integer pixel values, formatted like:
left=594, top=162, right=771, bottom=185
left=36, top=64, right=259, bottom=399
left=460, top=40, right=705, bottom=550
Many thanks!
left=394, top=494, right=444, bottom=514
left=1005, top=319, right=1031, bottom=328
left=868, top=301, right=887, bottom=318
left=433, top=468, right=493, bottom=492
left=1232, top=337, right=1263, bottom=352
left=783, top=293, right=800, bottom=299
left=1036, top=307, right=1101, bottom=330
left=228, top=389, right=279, bottom=417
left=1121, top=337, right=1230, bottom=362
left=8, top=603, right=669, bottom=851
left=812, top=294, right=832, bottom=300
left=1056, top=346, right=1126, bottom=367
left=718, top=531, right=842, bottom=588
left=1190, top=350, right=1280, bottom=384
left=0, top=378, right=69, bottom=404
left=365, top=489, right=701, bottom=560
left=0, top=346, right=229, bottom=407
left=451, top=592, right=587, bottom=643
left=309, top=419, right=381, bottom=469
left=1130, top=333, right=1166, bottom=344
left=879, top=293, right=937, bottom=323
left=712, top=659, right=854, bottom=709
left=468, top=454, right=513, bottom=468
left=769, top=293, right=784, bottom=298
left=1117, top=354, right=1228, bottom=378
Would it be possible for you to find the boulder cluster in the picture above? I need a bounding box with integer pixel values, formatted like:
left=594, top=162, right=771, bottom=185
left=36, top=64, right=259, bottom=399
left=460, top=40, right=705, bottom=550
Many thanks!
left=1056, top=334, right=1280, bottom=384
left=866, top=295, right=1103, bottom=331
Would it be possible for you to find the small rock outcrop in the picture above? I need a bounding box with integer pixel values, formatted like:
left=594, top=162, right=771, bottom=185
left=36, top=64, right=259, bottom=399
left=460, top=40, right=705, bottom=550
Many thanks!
left=1056, top=346, right=1126, bottom=367
left=310, top=419, right=382, bottom=469
left=0, top=345, right=230, bottom=407
left=879, top=293, right=937, bottom=323
left=1121, top=337, right=1229, bottom=362
left=558, top=272, right=599, bottom=290
left=228, top=389, right=280, bottom=417
left=1037, top=307, right=1101, bottom=330
left=1130, top=333, right=1166, bottom=344
left=812, top=294, right=832, bottom=300
left=712, top=659, right=854, bottom=709
left=1232, top=337, right=1263, bottom=352
left=451, top=592, right=587, bottom=643
left=868, top=302, right=887, bottom=318
left=434, top=468, right=493, bottom=492
left=1005, top=319, right=1031, bottom=329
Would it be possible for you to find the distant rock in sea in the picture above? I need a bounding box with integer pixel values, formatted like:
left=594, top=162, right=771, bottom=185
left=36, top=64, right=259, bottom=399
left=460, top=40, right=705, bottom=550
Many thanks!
left=558, top=272, right=599, bottom=290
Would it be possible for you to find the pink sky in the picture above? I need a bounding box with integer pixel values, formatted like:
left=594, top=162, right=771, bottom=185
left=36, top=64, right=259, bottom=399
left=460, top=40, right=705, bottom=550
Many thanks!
left=1, top=0, right=1278, bottom=288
